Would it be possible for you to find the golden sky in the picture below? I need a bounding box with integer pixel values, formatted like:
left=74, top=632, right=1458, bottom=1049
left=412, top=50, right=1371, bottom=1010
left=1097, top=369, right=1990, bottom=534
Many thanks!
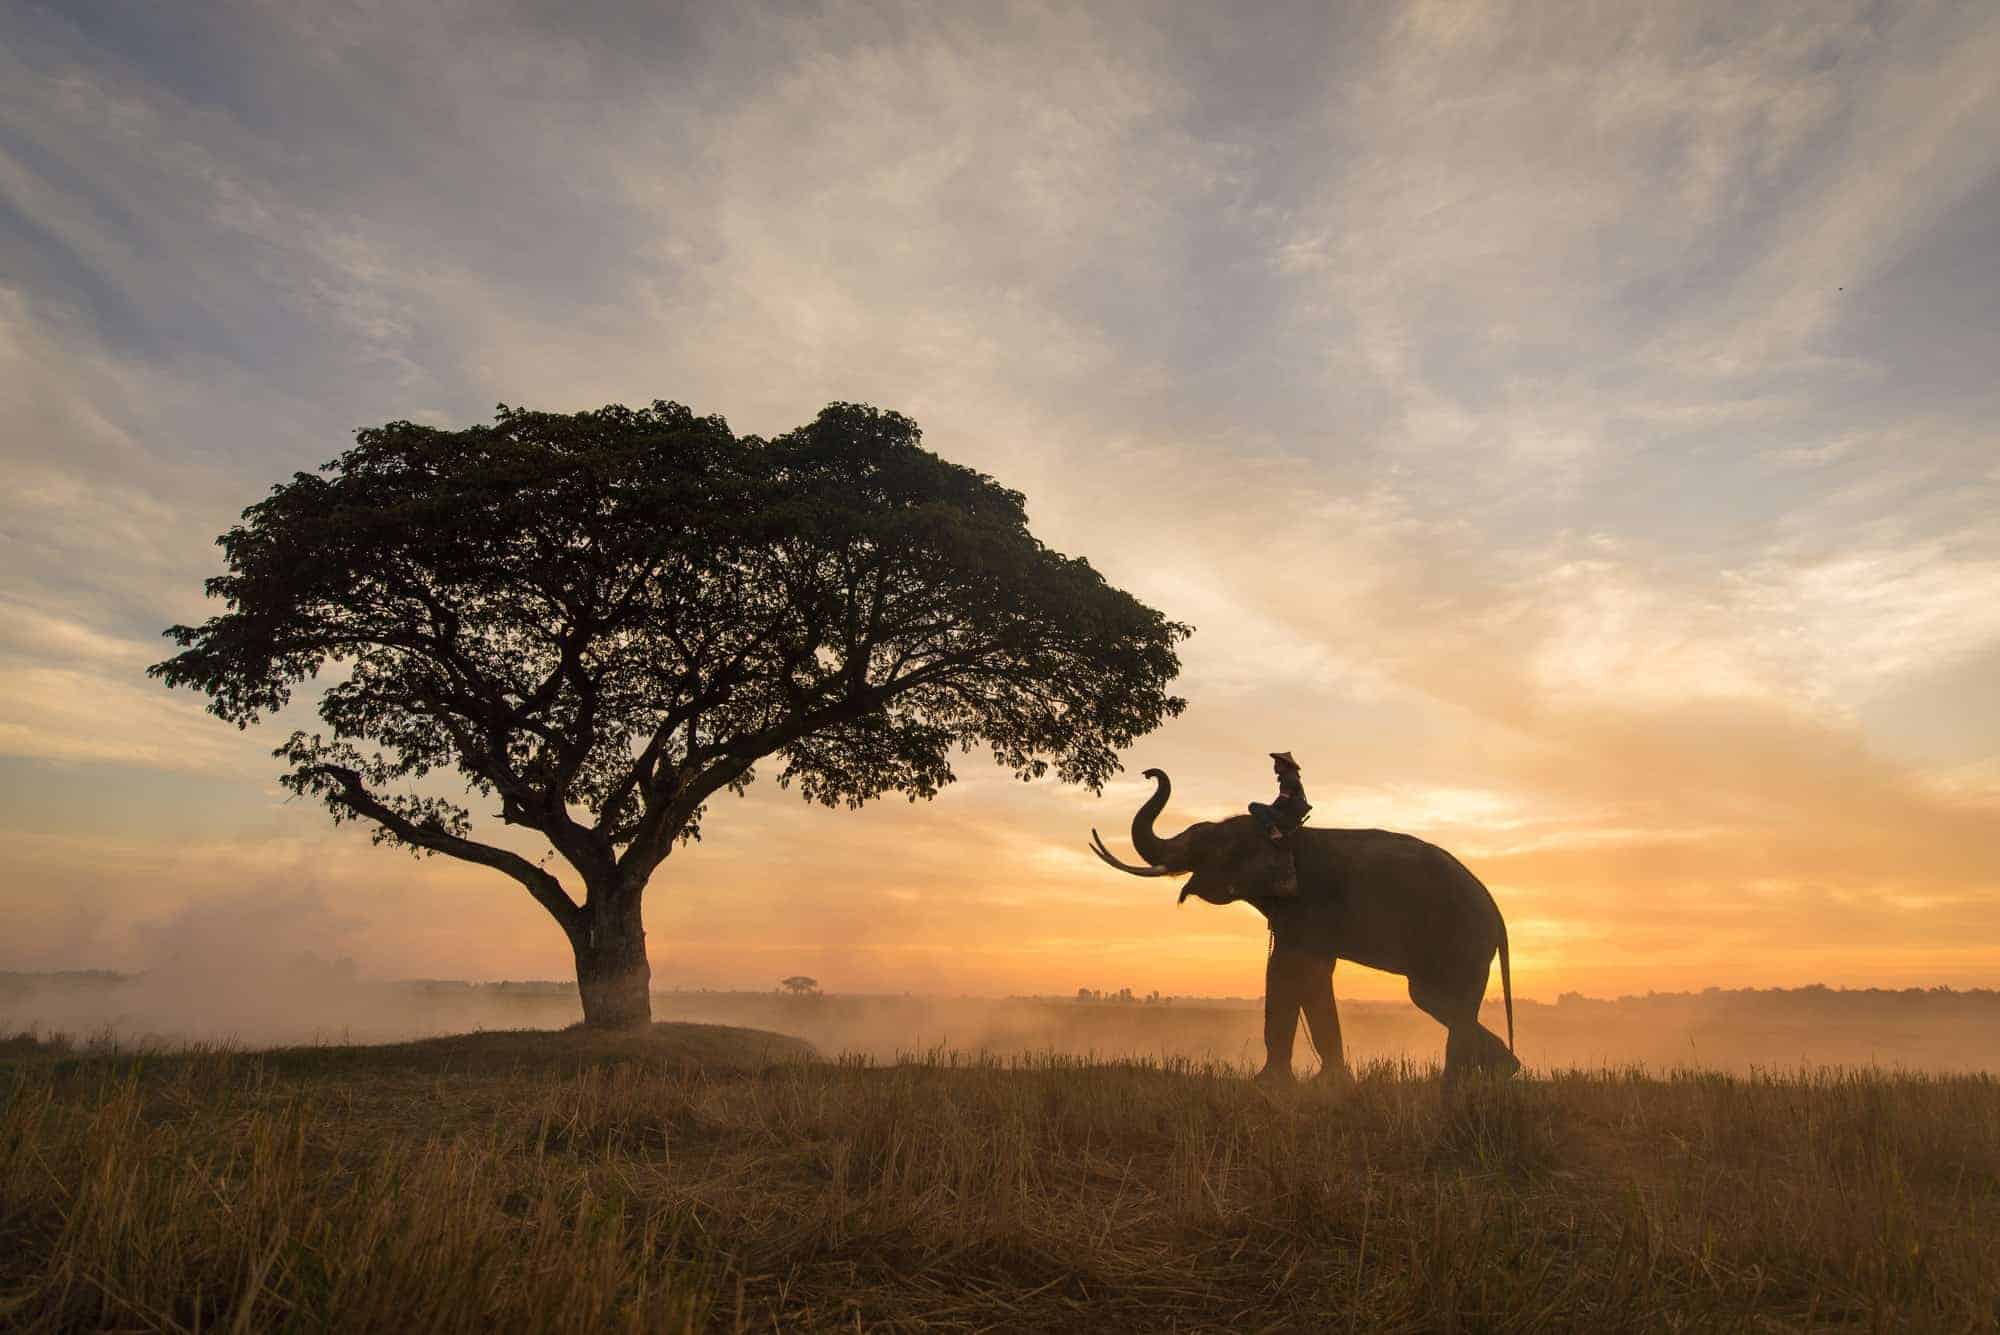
left=3, top=2, right=1998, bottom=1001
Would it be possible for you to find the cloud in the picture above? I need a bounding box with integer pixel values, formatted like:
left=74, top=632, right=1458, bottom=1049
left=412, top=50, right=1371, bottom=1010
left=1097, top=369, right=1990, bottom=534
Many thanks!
left=0, top=0, right=1995, bottom=998
left=0, top=665, right=249, bottom=770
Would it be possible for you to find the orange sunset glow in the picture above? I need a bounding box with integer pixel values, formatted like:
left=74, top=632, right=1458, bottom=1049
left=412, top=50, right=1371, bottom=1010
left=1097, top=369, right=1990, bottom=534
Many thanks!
left=4, top=1, right=1998, bottom=1013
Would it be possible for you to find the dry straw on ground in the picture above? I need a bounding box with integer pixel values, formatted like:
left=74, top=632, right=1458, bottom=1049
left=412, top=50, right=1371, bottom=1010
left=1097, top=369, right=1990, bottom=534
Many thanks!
left=3, top=1025, right=1997, bottom=1331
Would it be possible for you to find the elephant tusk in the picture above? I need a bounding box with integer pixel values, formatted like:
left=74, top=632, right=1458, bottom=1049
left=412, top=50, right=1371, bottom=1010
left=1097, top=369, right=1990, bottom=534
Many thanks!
left=1089, top=829, right=1176, bottom=877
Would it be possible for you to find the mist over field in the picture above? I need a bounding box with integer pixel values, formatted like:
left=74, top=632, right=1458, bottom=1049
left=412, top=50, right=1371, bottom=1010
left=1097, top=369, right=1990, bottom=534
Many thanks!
left=10, top=968, right=1998, bottom=1075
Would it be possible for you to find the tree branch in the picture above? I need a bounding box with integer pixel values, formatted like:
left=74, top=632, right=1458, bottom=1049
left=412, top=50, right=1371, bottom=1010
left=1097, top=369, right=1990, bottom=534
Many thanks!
left=305, top=764, right=583, bottom=933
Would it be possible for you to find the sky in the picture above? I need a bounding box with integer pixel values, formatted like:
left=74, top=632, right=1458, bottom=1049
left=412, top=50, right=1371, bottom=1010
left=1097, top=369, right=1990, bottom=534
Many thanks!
left=3, top=0, right=1998, bottom=1005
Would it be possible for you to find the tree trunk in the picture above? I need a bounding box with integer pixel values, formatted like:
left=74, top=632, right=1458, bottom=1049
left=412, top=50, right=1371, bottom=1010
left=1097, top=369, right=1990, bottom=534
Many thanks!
left=573, top=888, right=652, bottom=1028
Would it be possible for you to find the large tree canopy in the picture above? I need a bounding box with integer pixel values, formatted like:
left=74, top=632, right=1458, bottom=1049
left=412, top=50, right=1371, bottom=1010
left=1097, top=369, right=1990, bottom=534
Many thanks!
left=153, top=400, right=1188, bottom=1024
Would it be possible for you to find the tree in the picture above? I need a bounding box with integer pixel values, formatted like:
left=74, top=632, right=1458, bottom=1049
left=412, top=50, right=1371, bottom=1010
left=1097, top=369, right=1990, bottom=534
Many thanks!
left=780, top=975, right=819, bottom=997
left=153, top=401, right=1188, bottom=1027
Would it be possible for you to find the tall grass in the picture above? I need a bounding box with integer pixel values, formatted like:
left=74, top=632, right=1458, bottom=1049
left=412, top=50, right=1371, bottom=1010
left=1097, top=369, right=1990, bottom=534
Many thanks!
left=4, top=1032, right=1997, bottom=1331
left=0, top=1048, right=713, bottom=1333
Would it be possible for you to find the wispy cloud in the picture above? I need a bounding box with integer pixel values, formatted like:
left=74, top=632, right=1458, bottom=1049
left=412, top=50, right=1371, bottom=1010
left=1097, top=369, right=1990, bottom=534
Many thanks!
left=1, top=0, right=1995, bottom=995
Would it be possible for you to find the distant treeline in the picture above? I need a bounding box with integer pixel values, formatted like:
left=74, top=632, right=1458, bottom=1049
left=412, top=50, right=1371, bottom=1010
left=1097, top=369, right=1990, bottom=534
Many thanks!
left=5, top=970, right=1995, bottom=1011
left=1548, top=984, right=2000, bottom=1017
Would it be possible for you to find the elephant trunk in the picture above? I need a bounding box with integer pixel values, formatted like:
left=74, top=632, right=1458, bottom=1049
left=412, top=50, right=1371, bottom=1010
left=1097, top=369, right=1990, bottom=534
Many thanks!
left=1131, top=768, right=1192, bottom=869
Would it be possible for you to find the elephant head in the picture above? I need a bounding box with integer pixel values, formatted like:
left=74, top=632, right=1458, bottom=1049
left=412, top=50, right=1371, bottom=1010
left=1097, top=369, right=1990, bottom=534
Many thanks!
left=1089, top=768, right=1290, bottom=905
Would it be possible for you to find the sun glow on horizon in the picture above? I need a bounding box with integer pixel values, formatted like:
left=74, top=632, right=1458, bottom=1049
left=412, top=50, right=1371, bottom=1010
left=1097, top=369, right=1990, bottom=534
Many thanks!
left=2, top=2, right=1997, bottom=1006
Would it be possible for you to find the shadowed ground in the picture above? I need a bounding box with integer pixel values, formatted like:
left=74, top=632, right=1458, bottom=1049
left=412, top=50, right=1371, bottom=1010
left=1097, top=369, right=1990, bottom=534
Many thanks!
left=4, top=1026, right=1998, bottom=1331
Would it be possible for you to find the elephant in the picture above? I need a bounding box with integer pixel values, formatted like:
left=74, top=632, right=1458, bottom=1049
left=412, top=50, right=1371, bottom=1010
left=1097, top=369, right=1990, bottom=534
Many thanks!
left=1091, top=768, right=1517, bottom=1087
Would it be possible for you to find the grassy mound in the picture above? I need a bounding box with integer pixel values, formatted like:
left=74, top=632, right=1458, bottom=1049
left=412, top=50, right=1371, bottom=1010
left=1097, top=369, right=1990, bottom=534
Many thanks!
left=258, top=1022, right=820, bottom=1077
left=1, top=1021, right=819, bottom=1078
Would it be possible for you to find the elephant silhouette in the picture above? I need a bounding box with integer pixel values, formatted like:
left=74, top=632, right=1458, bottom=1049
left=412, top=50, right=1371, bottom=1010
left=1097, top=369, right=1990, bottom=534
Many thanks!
left=1093, top=769, right=1517, bottom=1086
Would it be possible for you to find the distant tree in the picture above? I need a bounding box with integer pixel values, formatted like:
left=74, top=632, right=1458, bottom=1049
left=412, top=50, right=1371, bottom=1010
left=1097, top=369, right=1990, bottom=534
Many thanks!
left=780, top=975, right=820, bottom=997
left=152, top=401, right=1187, bottom=1028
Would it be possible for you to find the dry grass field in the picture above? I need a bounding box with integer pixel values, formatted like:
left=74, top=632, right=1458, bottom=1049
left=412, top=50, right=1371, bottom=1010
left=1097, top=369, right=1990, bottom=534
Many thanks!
left=4, top=1025, right=1998, bottom=1332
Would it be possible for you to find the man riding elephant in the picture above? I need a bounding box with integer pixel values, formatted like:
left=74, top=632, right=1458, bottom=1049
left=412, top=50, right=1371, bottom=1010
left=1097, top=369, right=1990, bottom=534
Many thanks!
left=1247, top=750, right=1310, bottom=898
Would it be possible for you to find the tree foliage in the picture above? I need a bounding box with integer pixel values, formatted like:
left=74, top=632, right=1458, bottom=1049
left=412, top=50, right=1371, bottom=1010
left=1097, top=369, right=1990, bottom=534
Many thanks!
left=152, top=400, right=1189, bottom=927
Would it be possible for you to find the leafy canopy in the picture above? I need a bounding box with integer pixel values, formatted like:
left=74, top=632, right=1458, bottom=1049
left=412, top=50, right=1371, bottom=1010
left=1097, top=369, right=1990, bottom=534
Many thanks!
left=153, top=401, right=1188, bottom=910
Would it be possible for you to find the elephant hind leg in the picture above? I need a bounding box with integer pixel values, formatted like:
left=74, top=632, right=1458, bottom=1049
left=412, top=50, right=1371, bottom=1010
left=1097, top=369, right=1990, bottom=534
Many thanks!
left=1409, top=972, right=1518, bottom=1084
left=1407, top=975, right=1469, bottom=1081
left=1475, top=1024, right=1522, bottom=1076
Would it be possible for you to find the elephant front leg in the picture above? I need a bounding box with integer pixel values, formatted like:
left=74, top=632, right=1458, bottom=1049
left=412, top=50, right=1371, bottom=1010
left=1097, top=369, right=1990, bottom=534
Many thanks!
left=1256, top=947, right=1319, bottom=1084
left=1300, top=961, right=1351, bottom=1086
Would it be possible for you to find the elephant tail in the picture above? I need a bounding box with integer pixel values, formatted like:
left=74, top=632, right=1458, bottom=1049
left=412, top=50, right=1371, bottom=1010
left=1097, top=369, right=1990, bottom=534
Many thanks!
left=1498, top=917, right=1514, bottom=1055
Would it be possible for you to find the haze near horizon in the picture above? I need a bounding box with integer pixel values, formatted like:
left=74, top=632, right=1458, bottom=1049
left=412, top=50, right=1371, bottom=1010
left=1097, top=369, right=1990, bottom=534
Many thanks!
left=3, top=1, right=1998, bottom=1007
